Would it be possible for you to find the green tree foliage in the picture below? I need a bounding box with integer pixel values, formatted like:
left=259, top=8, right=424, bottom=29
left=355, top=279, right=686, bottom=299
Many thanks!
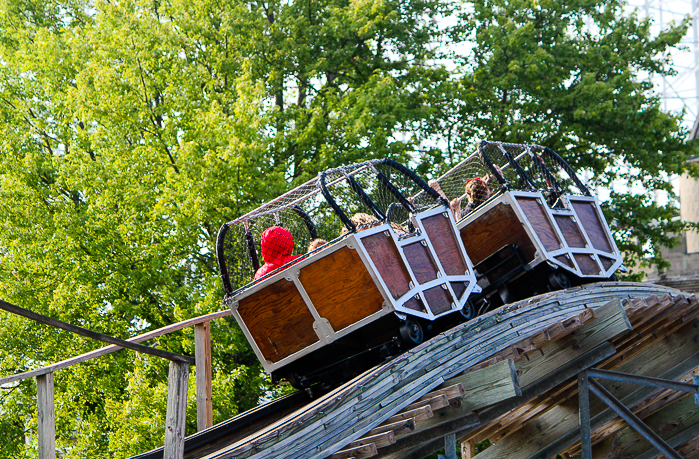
left=0, top=0, right=695, bottom=456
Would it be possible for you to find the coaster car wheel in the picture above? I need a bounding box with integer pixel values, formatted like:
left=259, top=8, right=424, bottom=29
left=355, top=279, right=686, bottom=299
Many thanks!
left=399, top=318, right=424, bottom=345
left=460, top=301, right=476, bottom=321
left=548, top=270, right=571, bottom=290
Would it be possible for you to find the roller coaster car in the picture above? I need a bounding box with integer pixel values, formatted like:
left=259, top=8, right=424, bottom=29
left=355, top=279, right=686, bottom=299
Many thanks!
left=216, top=159, right=479, bottom=390
left=432, top=141, right=623, bottom=307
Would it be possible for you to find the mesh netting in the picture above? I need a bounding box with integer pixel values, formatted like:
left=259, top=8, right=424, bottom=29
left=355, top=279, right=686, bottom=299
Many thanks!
left=217, top=159, right=444, bottom=295
left=421, top=148, right=502, bottom=221
left=425, top=141, right=591, bottom=219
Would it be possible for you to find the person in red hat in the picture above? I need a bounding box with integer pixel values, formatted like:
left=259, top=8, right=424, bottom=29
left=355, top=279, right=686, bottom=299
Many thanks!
left=254, top=226, right=302, bottom=280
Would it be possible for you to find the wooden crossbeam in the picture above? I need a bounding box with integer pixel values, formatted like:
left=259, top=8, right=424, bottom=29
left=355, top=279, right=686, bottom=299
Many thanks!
left=0, top=299, right=194, bottom=364
left=328, top=443, right=378, bottom=459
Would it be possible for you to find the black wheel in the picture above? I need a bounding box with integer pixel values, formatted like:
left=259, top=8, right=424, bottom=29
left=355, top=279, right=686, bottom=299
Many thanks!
left=286, top=371, right=305, bottom=390
left=399, top=318, right=424, bottom=345
left=548, top=270, right=571, bottom=290
left=460, top=301, right=476, bottom=321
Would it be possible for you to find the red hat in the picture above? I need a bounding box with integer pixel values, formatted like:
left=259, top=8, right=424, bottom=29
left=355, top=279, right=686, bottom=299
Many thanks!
left=255, top=226, right=301, bottom=280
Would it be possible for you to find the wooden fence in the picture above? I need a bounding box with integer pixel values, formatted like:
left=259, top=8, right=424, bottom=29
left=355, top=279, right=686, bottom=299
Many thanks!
left=0, top=299, right=232, bottom=459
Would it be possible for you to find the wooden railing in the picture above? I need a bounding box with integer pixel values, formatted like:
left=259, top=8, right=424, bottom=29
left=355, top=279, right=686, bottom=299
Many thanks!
left=0, top=299, right=232, bottom=459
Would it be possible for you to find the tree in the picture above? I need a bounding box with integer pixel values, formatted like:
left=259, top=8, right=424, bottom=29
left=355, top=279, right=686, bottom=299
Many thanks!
left=0, top=0, right=455, bottom=456
left=417, top=0, right=699, bottom=276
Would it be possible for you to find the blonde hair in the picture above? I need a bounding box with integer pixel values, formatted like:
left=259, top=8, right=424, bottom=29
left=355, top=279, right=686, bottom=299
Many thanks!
left=340, top=213, right=379, bottom=235
left=307, top=238, right=328, bottom=252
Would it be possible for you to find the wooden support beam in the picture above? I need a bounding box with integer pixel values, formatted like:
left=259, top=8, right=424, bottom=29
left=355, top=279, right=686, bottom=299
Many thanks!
left=164, top=361, right=189, bottom=459
left=36, top=373, right=55, bottom=459
left=346, top=431, right=396, bottom=449
left=485, top=320, right=699, bottom=459
left=444, top=433, right=457, bottom=459
left=388, top=342, right=616, bottom=459
left=591, top=392, right=699, bottom=459
left=195, top=321, right=213, bottom=431
left=328, top=443, right=378, bottom=459
left=443, top=359, right=521, bottom=412
left=366, top=419, right=415, bottom=438
left=0, top=299, right=194, bottom=365
left=460, top=438, right=476, bottom=459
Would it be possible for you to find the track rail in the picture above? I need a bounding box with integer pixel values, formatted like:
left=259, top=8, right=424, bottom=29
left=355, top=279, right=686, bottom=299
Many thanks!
left=130, top=282, right=688, bottom=459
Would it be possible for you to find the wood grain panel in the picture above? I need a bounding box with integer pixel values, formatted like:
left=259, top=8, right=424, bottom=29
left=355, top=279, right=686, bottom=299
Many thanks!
left=237, top=278, right=318, bottom=363
left=403, top=297, right=425, bottom=313
left=423, top=285, right=453, bottom=315
left=572, top=201, right=613, bottom=253
left=460, top=202, right=536, bottom=266
left=300, top=246, right=384, bottom=332
left=554, top=215, right=586, bottom=248
left=450, top=282, right=468, bottom=300
left=517, top=197, right=561, bottom=252
left=599, top=255, right=616, bottom=272
left=554, top=255, right=575, bottom=270
left=361, top=232, right=411, bottom=300
left=422, top=214, right=467, bottom=276
left=574, top=253, right=602, bottom=276
left=403, top=242, right=438, bottom=285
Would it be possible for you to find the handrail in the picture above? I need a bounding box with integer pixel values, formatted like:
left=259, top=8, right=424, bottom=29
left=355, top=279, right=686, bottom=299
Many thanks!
left=0, top=308, right=231, bottom=385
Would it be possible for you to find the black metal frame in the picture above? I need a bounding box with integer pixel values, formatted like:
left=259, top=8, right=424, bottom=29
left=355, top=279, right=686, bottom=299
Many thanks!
left=578, top=368, right=699, bottom=459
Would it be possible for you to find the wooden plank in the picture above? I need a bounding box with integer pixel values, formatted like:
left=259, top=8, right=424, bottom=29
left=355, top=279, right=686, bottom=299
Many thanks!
left=392, top=344, right=616, bottom=459
left=445, top=433, right=457, bottom=459
left=327, top=443, right=378, bottom=459
left=361, top=231, right=412, bottom=299
left=347, top=431, right=396, bottom=449
left=195, top=321, right=213, bottom=431
left=0, top=299, right=194, bottom=364
left=0, top=309, right=231, bottom=385
left=237, top=277, right=318, bottom=362
left=517, top=197, right=561, bottom=252
left=385, top=406, right=434, bottom=424
left=589, top=394, right=699, bottom=459
left=422, top=285, right=453, bottom=315
left=164, top=361, right=189, bottom=459
left=571, top=201, right=613, bottom=253
left=491, top=319, right=699, bottom=459
left=421, top=212, right=467, bottom=276
left=443, top=359, right=521, bottom=412
left=299, top=246, right=384, bottom=331
left=460, top=438, right=476, bottom=459
left=402, top=242, right=438, bottom=284
left=553, top=215, right=586, bottom=248
left=403, top=394, right=450, bottom=413
left=516, top=300, right=631, bottom=388
left=459, top=201, right=536, bottom=265
left=37, top=373, right=55, bottom=459
left=366, top=419, right=415, bottom=438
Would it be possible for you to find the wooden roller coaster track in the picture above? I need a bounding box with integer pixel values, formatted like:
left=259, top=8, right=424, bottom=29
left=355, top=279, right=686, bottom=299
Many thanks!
left=128, top=281, right=699, bottom=459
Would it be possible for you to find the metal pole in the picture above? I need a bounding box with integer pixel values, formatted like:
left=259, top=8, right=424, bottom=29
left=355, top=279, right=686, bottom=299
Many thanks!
left=578, top=371, right=592, bottom=459
left=588, top=378, right=682, bottom=459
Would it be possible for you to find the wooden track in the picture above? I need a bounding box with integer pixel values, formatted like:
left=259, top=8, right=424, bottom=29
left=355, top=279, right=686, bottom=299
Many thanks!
left=132, top=281, right=699, bottom=459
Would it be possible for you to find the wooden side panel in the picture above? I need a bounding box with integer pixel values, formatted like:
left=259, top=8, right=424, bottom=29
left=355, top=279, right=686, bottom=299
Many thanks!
left=554, top=254, right=575, bottom=270
left=460, top=202, right=536, bottom=266
left=403, top=242, right=438, bottom=284
left=299, top=246, right=384, bottom=332
left=517, top=197, right=561, bottom=252
left=572, top=201, right=614, bottom=253
left=599, top=255, right=616, bottom=272
left=422, top=213, right=467, bottom=276
left=574, top=253, right=602, bottom=276
left=553, top=215, right=586, bottom=248
left=450, top=282, right=468, bottom=300
left=362, top=232, right=411, bottom=299
left=238, top=278, right=318, bottom=363
left=423, top=285, right=453, bottom=315
left=404, top=297, right=426, bottom=313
